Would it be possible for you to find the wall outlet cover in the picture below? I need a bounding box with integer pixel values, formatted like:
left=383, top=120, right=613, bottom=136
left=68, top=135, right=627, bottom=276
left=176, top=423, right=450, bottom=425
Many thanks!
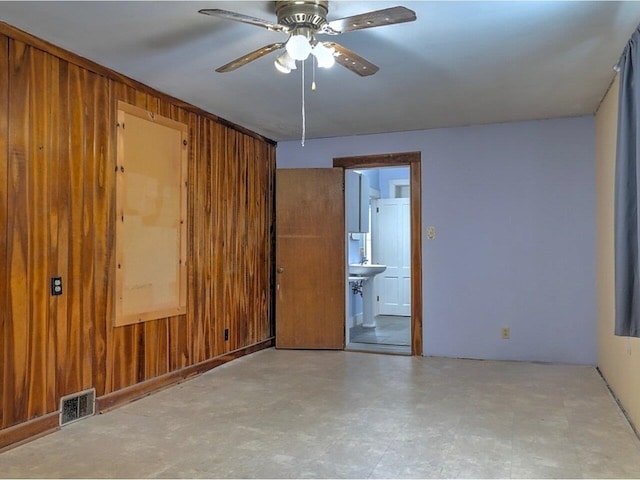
left=51, top=277, right=63, bottom=296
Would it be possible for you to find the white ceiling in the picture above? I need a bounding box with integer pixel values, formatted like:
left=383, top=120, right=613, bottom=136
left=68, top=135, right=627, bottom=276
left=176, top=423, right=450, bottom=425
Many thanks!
left=0, top=1, right=638, bottom=142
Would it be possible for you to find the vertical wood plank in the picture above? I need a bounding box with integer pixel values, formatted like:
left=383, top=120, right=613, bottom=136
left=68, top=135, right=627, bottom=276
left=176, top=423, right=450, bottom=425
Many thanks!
left=5, top=39, right=31, bottom=428
left=91, top=72, right=112, bottom=398
left=45, top=51, right=60, bottom=413
left=177, top=111, right=196, bottom=371
left=26, top=47, right=50, bottom=419
left=100, top=79, right=117, bottom=396
left=223, top=128, right=239, bottom=353
left=0, top=34, right=9, bottom=428
left=204, top=118, right=216, bottom=359
left=59, top=62, right=85, bottom=397
left=55, top=54, right=71, bottom=403
left=80, top=68, right=100, bottom=391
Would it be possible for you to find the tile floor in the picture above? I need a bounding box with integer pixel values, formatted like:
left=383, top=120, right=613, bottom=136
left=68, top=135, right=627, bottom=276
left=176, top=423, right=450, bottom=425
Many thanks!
left=346, top=341, right=411, bottom=355
left=2, top=348, right=640, bottom=478
left=350, top=315, right=411, bottom=346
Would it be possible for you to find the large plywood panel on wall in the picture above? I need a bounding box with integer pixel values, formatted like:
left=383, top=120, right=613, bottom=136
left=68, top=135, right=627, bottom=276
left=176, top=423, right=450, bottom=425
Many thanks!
left=115, top=102, right=188, bottom=326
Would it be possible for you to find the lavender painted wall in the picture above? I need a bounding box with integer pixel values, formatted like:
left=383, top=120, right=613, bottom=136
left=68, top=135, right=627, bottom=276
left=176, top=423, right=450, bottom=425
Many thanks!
left=278, top=116, right=596, bottom=364
left=378, top=167, right=410, bottom=199
left=360, top=169, right=380, bottom=192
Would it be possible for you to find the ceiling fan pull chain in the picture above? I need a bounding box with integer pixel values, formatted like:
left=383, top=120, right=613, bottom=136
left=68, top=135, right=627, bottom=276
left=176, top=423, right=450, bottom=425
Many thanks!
left=301, top=59, right=306, bottom=147
left=312, top=55, right=317, bottom=91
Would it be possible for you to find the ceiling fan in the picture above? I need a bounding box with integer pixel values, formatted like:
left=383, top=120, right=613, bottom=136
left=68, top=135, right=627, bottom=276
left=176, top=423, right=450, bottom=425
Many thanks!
left=198, top=1, right=417, bottom=77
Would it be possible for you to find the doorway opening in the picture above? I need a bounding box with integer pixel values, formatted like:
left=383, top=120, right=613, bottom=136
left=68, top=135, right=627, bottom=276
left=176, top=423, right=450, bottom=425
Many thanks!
left=334, top=152, right=423, bottom=356
left=345, top=166, right=411, bottom=355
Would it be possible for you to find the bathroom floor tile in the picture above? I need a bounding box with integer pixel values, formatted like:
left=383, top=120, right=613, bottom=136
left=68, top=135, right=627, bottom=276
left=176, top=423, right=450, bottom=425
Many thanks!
left=350, top=315, right=411, bottom=346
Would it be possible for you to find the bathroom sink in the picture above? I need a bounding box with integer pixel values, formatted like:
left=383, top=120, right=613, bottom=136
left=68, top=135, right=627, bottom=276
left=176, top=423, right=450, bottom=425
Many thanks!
left=349, top=264, right=387, bottom=276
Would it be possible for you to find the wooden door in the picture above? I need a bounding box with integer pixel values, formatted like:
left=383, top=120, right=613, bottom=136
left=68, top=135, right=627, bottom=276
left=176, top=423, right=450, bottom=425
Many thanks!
left=276, top=168, right=345, bottom=349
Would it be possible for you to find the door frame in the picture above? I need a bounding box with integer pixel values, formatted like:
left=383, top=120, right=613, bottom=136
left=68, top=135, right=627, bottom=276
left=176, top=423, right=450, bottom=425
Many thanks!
left=333, top=151, right=423, bottom=356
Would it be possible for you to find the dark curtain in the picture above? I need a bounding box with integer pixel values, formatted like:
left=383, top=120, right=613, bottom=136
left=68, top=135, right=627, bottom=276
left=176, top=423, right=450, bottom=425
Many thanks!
left=615, top=26, right=640, bottom=337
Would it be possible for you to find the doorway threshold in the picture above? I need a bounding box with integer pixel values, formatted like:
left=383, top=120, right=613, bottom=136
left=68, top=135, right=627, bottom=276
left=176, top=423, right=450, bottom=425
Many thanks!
left=346, top=342, right=410, bottom=356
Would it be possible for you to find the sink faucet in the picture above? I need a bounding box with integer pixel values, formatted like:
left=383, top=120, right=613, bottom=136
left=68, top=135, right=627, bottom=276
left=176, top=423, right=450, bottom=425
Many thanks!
left=360, top=256, right=368, bottom=265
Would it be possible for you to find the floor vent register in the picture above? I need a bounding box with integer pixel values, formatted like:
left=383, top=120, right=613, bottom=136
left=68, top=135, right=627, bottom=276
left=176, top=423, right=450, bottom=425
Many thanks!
left=59, top=388, right=96, bottom=426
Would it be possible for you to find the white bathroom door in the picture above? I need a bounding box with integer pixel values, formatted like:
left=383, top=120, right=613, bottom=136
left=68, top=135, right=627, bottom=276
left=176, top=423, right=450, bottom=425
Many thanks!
left=372, top=198, right=411, bottom=316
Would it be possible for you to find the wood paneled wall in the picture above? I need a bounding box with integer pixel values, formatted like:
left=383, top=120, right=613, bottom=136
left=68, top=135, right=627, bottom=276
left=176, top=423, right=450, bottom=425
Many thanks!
left=0, top=25, right=275, bottom=441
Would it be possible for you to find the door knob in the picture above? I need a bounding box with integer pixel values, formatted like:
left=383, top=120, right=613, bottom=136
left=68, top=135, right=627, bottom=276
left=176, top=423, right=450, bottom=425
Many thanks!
left=277, top=267, right=285, bottom=274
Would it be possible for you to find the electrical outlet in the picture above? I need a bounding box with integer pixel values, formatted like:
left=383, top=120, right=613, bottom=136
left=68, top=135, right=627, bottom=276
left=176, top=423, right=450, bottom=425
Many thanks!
left=51, top=277, right=62, bottom=296
left=224, top=328, right=229, bottom=341
left=501, top=327, right=510, bottom=340
left=427, top=226, right=436, bottom=240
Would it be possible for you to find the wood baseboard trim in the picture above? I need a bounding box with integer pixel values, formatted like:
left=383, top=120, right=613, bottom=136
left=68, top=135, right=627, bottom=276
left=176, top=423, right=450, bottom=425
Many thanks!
left=97, top=338, right=274, bottom=413
left=0, top=413, right=59, bottom=452
left=0, top=339, right=274, bottom=452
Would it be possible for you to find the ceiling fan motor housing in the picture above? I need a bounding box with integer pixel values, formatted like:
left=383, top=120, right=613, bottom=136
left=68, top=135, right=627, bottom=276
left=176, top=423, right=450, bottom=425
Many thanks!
left=276, top=0, right=329, bottom=33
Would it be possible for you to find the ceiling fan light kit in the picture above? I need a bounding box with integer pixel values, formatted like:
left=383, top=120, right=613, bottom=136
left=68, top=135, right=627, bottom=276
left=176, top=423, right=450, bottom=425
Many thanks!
left=274, top=38, right=334, bottom=73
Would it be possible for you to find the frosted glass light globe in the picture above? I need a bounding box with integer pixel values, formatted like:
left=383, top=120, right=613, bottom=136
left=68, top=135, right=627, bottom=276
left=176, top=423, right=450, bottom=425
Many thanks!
left=274, top=59, right=290, bottom=74
left=286, top=35, right=312, bottom=61
left=274, top=51, right=297, bottom=74
left=312, top=42, right=335, bottom=69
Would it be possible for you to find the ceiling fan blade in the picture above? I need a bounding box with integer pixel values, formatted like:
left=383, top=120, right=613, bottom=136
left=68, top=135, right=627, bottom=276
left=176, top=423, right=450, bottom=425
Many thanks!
left=323, top=6, right=416, bottom=34
left=199, top=9, right=289, bottom=33
left=324, top=42, right=379, bottom=77
left=216, top=43, right=285, bottom=73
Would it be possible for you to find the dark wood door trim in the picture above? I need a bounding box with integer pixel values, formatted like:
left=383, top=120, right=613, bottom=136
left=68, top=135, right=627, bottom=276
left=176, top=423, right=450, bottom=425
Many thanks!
left=334, top=151, right=423, bottom=356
